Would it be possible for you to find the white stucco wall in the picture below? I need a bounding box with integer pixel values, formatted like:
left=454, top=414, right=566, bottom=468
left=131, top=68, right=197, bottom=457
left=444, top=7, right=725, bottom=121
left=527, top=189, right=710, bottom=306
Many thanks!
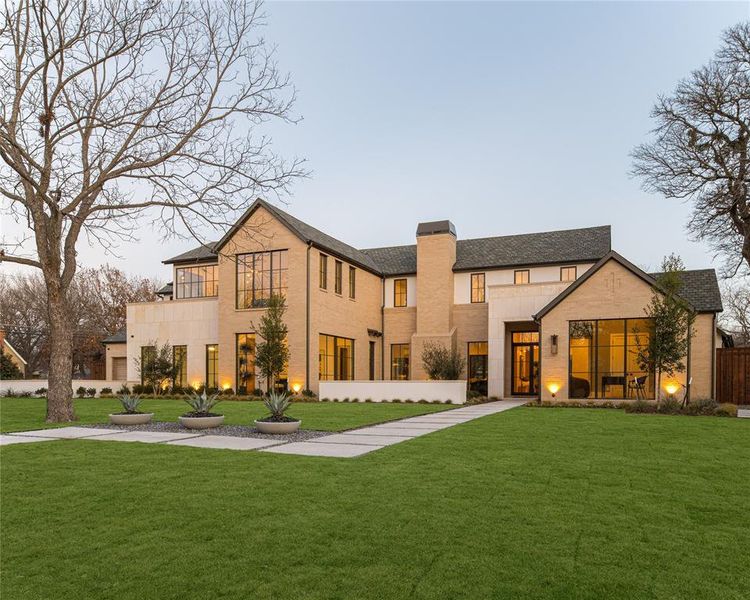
left=126, top=298, right=219, bottom=384
left=383, top=276, right=417, bottom=308
left=454, top=263, right=594, bottom=305
left=0, top=380, right=125, bottom=396
left=319, top=380, right=466, bottom=403
left=487, top=282, right=570, bottom=397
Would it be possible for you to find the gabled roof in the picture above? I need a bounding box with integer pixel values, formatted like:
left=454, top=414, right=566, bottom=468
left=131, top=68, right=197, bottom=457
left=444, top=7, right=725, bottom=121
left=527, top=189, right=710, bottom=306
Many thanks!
left=163, top=243, right=218, bottom=265
left=362, top=225, right=612, bottom=276
left=156, top=282, right=174, bottom=296
left=215, top=199, right=382, bottom=274
left=3, top=339, right=27, bottom=365
left=533, top=251, right=722, bottom=320
left=102, top=328, right=127, bottom=344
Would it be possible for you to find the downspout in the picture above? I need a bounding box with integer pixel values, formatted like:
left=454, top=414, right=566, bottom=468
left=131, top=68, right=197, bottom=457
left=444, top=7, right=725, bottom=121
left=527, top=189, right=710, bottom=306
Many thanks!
left=306, top=242, right=311, bottom=391
left=711, top=313, right=716, bottom=400
left=381, top=276, right=385, bottom=380
left=686, top=318, right=692, bottom=404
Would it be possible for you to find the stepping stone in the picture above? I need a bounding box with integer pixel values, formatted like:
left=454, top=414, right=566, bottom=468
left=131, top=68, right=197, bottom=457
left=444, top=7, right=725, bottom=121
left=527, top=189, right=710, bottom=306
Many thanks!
left=0, top=434, right=57, bottom=446
left=349, top=426, right=438, bottom=437
left=8, top=427, right=121, bottom=439
left=310, top=433, right=411, bottom=446
left=165, top=436, right=284, bottom=450
left=261, top=442, right=382, bottom=458
left=376, top=421, right=455, bottom=429
left=739, top=409, right=750, bottom=419
left=92, top=431, right=201, bottom=443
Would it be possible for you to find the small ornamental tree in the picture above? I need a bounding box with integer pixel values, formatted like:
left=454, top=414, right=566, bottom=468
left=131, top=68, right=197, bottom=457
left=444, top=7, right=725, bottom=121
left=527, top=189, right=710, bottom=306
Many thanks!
left=637, top=255, right=695, bottom=403
left=253, top=294, right=289, bottom=393
left=134, top=343, right=180, bottom=395
left=1, top=348, right=24, bottom=379
left=421, top=342, right=465, bottom=380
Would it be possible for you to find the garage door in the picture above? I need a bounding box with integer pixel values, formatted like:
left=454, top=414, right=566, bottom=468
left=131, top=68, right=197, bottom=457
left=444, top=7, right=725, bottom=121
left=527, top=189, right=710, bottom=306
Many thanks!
left=112, top=357, right=127, bottom=380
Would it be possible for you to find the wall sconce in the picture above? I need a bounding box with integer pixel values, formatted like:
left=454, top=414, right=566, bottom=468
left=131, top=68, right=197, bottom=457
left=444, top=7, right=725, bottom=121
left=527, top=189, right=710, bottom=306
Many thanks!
left=547, top=382, right=560, bottom=398
left=292, top=383, right=302, bottom=394
left=550, top=334, right=558, bottom=355
left=664, top=382, right=679, bottom=397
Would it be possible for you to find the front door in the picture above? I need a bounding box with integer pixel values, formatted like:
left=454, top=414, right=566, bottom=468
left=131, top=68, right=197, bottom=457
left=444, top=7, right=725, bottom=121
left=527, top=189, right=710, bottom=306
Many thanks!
left=511, top=332, right=539, bottom=396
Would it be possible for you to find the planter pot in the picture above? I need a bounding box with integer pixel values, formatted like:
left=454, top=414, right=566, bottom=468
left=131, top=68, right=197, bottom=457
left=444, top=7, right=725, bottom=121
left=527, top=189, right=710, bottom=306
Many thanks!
left=254, top=419, right=301, bottom=434
left=109, top=413, right=154, bottom=425
left=179, top=415, right=225, bottom=429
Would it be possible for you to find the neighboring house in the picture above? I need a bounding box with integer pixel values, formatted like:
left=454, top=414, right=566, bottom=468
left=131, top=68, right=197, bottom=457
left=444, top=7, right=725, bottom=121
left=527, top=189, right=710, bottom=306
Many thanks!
left=0, top=329, right=28, bottom=378
left=102, top=329, right=128, bottom=381
left=114, top=199, right=722, bottom=401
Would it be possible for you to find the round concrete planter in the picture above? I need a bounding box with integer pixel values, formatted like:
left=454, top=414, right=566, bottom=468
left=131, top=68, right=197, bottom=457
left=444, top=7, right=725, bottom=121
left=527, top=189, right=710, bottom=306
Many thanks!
left=179, top=415, right=225, bottom=429
left=109, top=412, right=154, bottom=425
left=254, top=419, right=301, bottom=434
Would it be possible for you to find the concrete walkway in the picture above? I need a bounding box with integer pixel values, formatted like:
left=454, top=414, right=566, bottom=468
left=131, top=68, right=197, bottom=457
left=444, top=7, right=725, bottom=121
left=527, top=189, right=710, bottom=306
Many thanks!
left=2, top=400, right=527, bottom=458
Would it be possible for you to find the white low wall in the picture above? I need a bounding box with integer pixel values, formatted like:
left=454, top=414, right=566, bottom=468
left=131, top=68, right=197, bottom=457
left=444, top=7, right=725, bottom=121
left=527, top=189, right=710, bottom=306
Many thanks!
left=0, top=380, right=126, bottom=396
left=318, top=380, right=467, bottom=404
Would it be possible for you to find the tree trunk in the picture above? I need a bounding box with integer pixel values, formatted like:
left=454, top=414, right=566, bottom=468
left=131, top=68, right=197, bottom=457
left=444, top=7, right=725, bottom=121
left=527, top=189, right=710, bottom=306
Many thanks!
left=46, top=289, right=76, bottom=423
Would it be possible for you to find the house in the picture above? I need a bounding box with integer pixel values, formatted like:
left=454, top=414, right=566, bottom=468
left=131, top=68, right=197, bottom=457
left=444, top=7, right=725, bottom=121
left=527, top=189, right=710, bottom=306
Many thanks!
left=105, top=199, right=723, bottom=401
left=0, top=329, right=28, bottom=378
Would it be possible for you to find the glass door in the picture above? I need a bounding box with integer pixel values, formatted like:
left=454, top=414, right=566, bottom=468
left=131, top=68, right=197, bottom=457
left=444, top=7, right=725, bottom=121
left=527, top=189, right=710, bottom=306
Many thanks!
left=511, top=332, right=540, bottom=396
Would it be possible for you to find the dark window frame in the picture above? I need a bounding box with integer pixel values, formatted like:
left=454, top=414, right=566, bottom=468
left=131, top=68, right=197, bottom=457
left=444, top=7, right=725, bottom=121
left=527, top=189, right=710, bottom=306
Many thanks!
left=319, top=334, right=355, bottom=381
left=334, top=260, right=343, bottom=295
left=391, top=343, right=410, bottom=380
left=319, top=254, right=328, bottom=290
left=514, top=269, right=530, bottom=285
left=393, top=278, right=408, bottom=307
left=172, top=345, right=187, bottom=388
left=349, top=266, right=356, bottom=299
left=470, top=273, right=485, bottom=303
left=205, top=344, right=218, bottom=390
left=175, top=264, right=218, bottom=299
left=236, top=333, right=255, bottom=394
left=467, top=341, right=488, bottom=395
left=369, top=341, right=376, bottom=381
left=235, top=249, right=288, bottom=309
left=560, top=266, right=577, bottom=282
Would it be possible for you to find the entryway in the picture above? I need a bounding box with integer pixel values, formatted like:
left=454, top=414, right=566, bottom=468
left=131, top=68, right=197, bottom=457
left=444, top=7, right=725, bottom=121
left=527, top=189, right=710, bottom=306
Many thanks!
left=511, top=331, right=539, bottom=396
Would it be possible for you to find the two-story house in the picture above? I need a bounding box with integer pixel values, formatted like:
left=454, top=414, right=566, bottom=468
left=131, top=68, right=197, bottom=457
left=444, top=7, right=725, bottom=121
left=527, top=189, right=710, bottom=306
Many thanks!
left=103, top=199, right=723, bottom=402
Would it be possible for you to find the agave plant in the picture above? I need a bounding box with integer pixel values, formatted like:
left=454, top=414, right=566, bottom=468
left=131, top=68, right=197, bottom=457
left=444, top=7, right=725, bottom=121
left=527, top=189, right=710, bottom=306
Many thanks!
left=118, top=394, right=142, bottom=414
left=263, top=391, right=292, bottom=421
left=183, top=390, right=222, bottom=416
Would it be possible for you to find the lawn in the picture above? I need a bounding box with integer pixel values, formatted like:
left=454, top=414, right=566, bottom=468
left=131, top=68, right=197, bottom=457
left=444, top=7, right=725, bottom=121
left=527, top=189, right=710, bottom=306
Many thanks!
left=1, top=406, right=749, bottom=600
left=0, top=396, right=452, bottom=433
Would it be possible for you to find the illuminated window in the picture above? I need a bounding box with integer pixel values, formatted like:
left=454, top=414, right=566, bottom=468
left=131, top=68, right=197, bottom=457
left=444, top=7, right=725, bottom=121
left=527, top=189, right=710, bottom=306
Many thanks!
left=468, top=342, right=488, bottom=395
left=560, top=266, right=577, bottom=282
left=175, top=265, right=218, bottom=299
left=470, top=273, right=485, bottom=303
left=236, top=250, right=288, bottom=309
left=172, top=345, right=187, bottom=388
left=391, top=344, right=410, bottom=380
left=514, top=269, right=530, bottom=285
left=319, top=334, right=354, bottom=380
left=206, top=344, right=218, bottom=390
left=393, top=278, right=407, bottom=307
left=236, top=334, right=255, bottom=394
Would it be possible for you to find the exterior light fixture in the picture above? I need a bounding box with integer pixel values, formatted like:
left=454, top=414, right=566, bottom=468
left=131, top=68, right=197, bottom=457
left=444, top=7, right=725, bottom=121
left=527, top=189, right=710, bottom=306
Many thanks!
left=547, top=382, right=560, bottom=398
left=665, top=382, right=679, bottom=396
left=292, top=383, right=302, bottom=394
left=550, top=334, right=558, bottom=355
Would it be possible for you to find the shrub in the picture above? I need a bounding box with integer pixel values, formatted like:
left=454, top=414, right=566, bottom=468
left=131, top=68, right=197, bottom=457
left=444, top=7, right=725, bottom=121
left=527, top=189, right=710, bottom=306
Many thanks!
left=715, top=403, right=737, bottom=417
left=684, top=398, right=717, bottom=416
left=222, top=387, right=235, bottom=396
left=252, top=388, right=265, bottom=397
left=418, top=399, right=428, bottom=404
left=118, top=394, right=143, bottom=414
left=262, top=391, right=293, bottom=421
left=99, top=387, right=112, bottom=395
left=3, top=388, right=17, bottom=397
left=183, top=390, right=222, bottom=416
left=467, top=390, right=482, bottom=400
left=392, top=398, right=402, bottom=403
left=75, top=386, right=87, bottom=398
left=321, top=397, right=330, bottom=402
left=34, top=387, right=47, bottom=396
left=117, top=384, right=131, bottom=395
left=656, top=397, right=682, bottom=414
left=17, top=391, right=32, bottom=397
left=624, top=399, right=656, bottom=413
left=365, top=398, right=372, bottom=403
left=301, top=389, right=316, bottom=398
left=86, top=387, right=97, bottom=397
left=421, top=342, right=465, bottom=380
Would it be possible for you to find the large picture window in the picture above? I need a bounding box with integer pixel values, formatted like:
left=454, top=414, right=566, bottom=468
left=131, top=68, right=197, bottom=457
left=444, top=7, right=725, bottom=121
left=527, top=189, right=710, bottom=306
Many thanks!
left=391, top=344, right=410, bottom=380
left=467, top=342, right=488, bottom=395
left=236, top=250, right=288, bottom=309
left=393, top=278, right=407, bottom=307
left=175, top=265, right=218, bottom=299
left=569, top=319, right=654, bottom=399
left=236, top=334, right=256, bottom=394
left=319, top=334, right=354, bottom=380
left=206, top=344, right=218, bottom=390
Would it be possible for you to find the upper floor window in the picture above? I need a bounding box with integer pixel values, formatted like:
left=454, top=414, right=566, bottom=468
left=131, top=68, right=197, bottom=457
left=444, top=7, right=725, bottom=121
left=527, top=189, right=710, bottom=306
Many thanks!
left=471, top=273, right=485, bottom=303
left=319, top=254, right=328, bottom=290
left=393, top=278, right=407, bottom=307
left=236, top=250, right=288, bottom=309
left=334, top=260, right=343, bottom=295
left=319, top=334, right=354, bottom=381
left=514, top=269, right=530, bottom=285
left=349, top=266, right=356, bottom=299
left=560, top=266, right=577, bottom=282
left=175, top=265, right=218, bottom=299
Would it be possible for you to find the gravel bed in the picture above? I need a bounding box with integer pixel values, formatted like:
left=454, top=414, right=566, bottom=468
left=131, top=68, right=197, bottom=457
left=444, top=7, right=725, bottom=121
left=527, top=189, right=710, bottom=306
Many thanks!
left=79, top=421, right=330, bottom=442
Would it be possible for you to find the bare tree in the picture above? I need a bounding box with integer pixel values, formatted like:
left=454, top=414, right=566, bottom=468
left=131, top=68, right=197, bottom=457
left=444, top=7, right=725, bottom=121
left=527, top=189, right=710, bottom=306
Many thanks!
left=0, top=0, right=302, bottom=421
left=632, top=22, right=750, bottom=276
left=720, top=281, right=750, bottom=346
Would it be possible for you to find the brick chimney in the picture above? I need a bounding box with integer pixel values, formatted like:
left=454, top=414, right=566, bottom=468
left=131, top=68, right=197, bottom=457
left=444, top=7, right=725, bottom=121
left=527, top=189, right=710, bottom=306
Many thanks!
left=412, top=220, right=457, bottom=379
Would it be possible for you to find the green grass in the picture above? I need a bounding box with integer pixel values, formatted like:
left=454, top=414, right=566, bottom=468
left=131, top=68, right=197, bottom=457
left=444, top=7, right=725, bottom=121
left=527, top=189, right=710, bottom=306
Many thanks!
left=0, top=397, right=451, bottom=433
left=1, top=406, right=749, bottom=599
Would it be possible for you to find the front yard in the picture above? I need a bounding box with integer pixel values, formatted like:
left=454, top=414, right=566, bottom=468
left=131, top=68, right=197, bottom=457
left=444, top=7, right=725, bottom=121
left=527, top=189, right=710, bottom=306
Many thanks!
left=1, top=404, right=748, bottom=599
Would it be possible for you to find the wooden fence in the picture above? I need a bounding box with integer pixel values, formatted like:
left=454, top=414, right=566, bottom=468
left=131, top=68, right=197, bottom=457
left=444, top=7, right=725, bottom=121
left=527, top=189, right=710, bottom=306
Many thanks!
left=716, top=347, right=750, bottom=405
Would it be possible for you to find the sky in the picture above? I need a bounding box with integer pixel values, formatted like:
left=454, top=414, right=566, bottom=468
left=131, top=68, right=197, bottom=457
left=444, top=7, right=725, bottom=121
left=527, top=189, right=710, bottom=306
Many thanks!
left=2, top=0, right=749, bottom=283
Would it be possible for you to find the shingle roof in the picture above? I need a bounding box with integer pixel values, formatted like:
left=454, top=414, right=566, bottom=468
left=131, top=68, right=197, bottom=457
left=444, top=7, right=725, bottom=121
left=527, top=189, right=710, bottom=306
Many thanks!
left=362, top=225, right=612, bottom=276
left=163, top=243, right=218, bottom=265
left=102, top=328, right=126, bottom=344
left=156, top=283, right=173, bottom=295
left=649, top=268, right=723, bottom=313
